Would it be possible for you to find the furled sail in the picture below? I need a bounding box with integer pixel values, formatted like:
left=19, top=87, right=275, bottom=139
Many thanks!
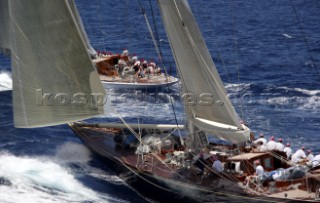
left=0, top=0, right=10, bottom=52
left=158, top=0, right=250, bottom=143
left=9, top=0, right=106, bottom=128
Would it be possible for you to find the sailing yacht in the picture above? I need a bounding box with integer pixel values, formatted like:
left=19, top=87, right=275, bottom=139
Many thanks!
left=94, top=51, right=179, bottom=90
left=1, top=0, right=320, bottom=202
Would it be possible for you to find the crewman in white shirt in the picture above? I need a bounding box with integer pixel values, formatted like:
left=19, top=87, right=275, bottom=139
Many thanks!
left=307, top=150, right=314, bottom=162
left=291, top=147, right=306, bottom=163
left=266, top=136, right=277, bottom=151
left=283, top=143, right=292, bottom=159
left=275, top=138, right=284, bottom=151
left=254, top=133, right=267, bottom=146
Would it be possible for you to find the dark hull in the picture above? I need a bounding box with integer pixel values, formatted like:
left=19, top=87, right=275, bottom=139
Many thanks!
left=69, top=124, right=318, bottom=203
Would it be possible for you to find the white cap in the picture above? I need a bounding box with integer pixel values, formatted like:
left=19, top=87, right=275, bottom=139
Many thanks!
left=132, top=56, right=138, bottom=62
left=122, top=49, right=129, bottom=56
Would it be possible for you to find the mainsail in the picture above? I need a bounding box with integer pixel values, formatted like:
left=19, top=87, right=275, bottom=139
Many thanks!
left=158, top=0, right=250, bottom=143
left=6, top=0, right=106, bottom=128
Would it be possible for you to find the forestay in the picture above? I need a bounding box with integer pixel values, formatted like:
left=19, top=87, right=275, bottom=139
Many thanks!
left=8, top=0, right=106, bottom=127
left=158, top=0, right=250, bottom=143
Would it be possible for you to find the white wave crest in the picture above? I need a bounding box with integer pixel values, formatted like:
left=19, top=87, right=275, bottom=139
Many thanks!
left=299, top=96, right=320, bottom=110
left=0, top=152, right=110, bottom=203
left=263, top=95, right=320, bottom=111
left=278, top=86, right=320, bottom=96
left=282, top=33, right=293, bottom=38
left=225, top=83, right=252, bottom=93
left=0, top=71, right=12, bottom=92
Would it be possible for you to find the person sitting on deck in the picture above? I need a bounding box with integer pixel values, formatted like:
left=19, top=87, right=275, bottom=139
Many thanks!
left=253, top=133, right=267, bottom=146
left=133, top=60, right=141, bottom=74
left=146, top=61, right=156, bottom=75
left=312, top=154, right=320, bottom=167
left=283, top=143, right=292, bottom=159
left=275, top=138, right=284, bottom=151
left=142, top=60, right=148, bottom=70
left=193, top=147, right=213, bottom=175
left=245, top=160, right=265, bottom=191
left=117, top=59, right=127, bottom=76
left=121, top=49, right=129, bottom=58
left=251, top=141, right=266, bottom=152
left=135, top=65, right=145, bottom=78
left=307, top=150, right=314, bottom=163
left=291, top=146, right=306, bottom=163
left=212, top=153, right=224, bottom=173
left=130, top=55, right=138, bottom=66
left=266, top=136, right=277, bottom=151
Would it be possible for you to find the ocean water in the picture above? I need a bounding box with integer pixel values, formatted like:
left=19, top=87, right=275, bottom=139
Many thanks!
left=0, top=0, right=319, bottom=202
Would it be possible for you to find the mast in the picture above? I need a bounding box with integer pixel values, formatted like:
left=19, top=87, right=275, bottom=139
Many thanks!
left=158, top=0, right=250, bottom=143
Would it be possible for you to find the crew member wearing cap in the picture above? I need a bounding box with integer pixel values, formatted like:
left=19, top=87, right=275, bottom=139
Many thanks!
left=266, top=136, right=277, bottom=151
left=275, top=138, right=284, bottom=151
left=283, top=143, right=292, bottom=159
left=254, top=160, right=264, bottom=176
left=291, top=147, right=306, bottom=163
left=307, top=150, right=314, bottom=162
left=253, top=133, right=267, bottom=146
left=245, top=160, right=265, bottom=191
left=312, top=154, right=320, bottom=167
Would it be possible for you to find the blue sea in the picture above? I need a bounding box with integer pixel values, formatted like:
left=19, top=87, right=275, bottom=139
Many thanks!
left=0, top=0, right=319, bottom=202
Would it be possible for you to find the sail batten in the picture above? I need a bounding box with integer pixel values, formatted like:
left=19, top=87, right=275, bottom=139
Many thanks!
left=158, top=0, right=249, bottom=142
left=9, top=0, right=106, bottom=128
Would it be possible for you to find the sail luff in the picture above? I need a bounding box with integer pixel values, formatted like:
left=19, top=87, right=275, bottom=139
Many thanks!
left=10, top=0, right=106, bottom=128
left=158, top=0, right=250, bottom=143
left=68, top=0, right=97, bottom=57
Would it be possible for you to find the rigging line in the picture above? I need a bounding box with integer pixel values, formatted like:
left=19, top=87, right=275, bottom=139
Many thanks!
left=198, top=0, right=232, bottom=83
left=137, top=0, right=163, bottom=64
left=84, top=122, right=280, bottom=203
left=154, top=0, right=183, bottom=144
left=137, top=0, right=183, bottom=143
left=289, top=0, right=320, bottom=82
left=125, top=0, right=132, bottom=51
left=115, top=111, right=186, bottom=178
left=171, top=0, right=216, bottom=101
left=230, top=0, right=244, bottom=119
left=97, top=0, right=107, bottom=52
left=157, top=0, right=193, bottom=146
left=149, top=0, right=163, bottom=60
left=137, top=2, right=170, bottom=94
left=173, top=0, right=245, bottom=130
left=182, top=19, right=243, bottom=129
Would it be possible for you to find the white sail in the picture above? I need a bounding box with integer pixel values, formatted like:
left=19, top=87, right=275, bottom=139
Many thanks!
left=9, top=0, right=106, bottom=128
left=0, top=0, right=10, bottom=52
left=68, top=0, right=97, bottom=57
left=158, top=0, right=249, bottom=143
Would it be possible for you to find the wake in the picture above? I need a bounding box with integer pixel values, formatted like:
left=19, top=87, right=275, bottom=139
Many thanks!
left=0, top=143, right=127, bottom=203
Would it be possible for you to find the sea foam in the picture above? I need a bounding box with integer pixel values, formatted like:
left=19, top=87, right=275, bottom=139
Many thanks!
left=0, top=71, right=12, bottom=92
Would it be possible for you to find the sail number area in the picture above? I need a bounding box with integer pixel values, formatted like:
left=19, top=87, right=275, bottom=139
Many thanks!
left=35, top=89, right=106, bottom=108
left=181, top=93, right=224, bottom=106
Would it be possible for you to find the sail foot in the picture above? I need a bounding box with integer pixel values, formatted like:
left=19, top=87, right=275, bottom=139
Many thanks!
left=193, top=117, right=250, bottom=143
